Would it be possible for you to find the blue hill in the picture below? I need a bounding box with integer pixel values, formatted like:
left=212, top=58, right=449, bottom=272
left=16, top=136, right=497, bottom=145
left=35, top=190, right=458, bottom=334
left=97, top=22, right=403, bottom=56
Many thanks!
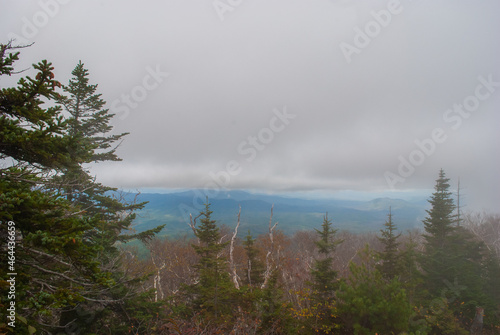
left=127, top=190, right=428, bottom=237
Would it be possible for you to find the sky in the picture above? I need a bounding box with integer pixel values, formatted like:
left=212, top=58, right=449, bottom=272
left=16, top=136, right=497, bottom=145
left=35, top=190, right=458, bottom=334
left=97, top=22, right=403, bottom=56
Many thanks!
left=1, top=0, right=499, bottom=212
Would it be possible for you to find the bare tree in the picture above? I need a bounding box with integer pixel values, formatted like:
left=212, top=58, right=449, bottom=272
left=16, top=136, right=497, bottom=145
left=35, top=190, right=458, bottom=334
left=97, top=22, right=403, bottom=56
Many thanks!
left=229, top=206, right=242, bottom=289
left=261, top=205, right=278, bottom=289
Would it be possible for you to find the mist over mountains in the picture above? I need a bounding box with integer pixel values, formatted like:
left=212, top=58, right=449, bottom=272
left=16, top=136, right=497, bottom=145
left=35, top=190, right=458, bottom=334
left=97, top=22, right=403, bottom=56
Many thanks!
left=129, top=190, right=429, bottom=236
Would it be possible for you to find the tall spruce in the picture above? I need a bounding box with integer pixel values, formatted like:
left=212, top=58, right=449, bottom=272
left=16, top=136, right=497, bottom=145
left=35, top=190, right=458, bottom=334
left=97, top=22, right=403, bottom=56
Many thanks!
left=376, top=208, right=402, bottom=280
left=308, top=214, right=342, bottom=334
left=0, top=46, right=163, bottom=333
left=310, top=213, right=341, bottom=298
left=190, top=202, right=234, bottom=321
left=53, top=61, right=158, bottom=256
left=58, top=60, right=128, bottom=163
left=420, top=169, right=457, bottom=296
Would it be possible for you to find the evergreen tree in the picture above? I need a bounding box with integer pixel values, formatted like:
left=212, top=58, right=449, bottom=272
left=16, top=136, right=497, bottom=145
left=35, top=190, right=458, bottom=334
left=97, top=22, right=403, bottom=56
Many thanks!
left=420, top=169, right=457, bottom=297
left=242, top=230, right=265, bottom=288
left=0, top=43, right=163, bottom=334
left=310, top=213, right=341, bottom=299
left=51, top=61, right=164, bottom=332
left=57, top=60, right=128, bottom=164
left=308, top=213, right=342, bottom=334
left=419, top=170, right=495, bottom=330
left=399, top=232, right=423, bottom=305
left=337, top=247, right=411, bottom=334
left=258, top=270, right=296, bottom=334
left=1, top=42, right=84, bottom=334
left=189, top=202, right=235, bottom=322
left=376, top=208, right=402, bottom=280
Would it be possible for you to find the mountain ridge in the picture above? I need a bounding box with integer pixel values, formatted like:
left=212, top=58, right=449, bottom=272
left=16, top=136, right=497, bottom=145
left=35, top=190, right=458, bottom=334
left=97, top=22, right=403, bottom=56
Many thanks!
left=128, top=190, right=428, bottom=237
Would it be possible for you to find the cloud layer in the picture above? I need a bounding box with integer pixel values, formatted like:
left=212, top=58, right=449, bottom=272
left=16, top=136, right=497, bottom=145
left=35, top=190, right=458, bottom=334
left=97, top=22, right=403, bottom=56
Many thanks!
left=2, top=0, right=499, bottom=211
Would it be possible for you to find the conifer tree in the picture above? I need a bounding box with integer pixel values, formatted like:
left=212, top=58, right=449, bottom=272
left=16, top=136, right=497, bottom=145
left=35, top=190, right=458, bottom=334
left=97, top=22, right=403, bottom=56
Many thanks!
left=419, top=170, right=492, bottom=328
left=310, top=213, right=341, bottom=300
left=337, top=247, right=411, bottom=334
left=376, top=208, right=402, bottom=280
left=58, top=60, right=128, bottom=162
left=308, top=213, right=342, bottom=334
left=258, top=269, right=296, bottom=334
left=420, top=169, right=458, bottom=296
left=190, top=202, right=234, bottom=321
left=243, top=230, right=265, bottom=288
left=52, top=61, right=155, bottom=255
left=0, top=43, right=163, bottom=334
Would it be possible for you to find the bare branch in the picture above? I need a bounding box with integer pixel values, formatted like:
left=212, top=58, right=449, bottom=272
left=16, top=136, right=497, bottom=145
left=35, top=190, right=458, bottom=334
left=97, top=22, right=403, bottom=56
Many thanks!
left=30, top=264, right=93, bottom=286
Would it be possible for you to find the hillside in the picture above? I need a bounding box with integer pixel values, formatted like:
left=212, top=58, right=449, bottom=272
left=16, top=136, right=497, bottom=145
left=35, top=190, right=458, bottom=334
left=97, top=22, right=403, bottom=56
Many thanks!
left=129, top=190, right=428, bottom=236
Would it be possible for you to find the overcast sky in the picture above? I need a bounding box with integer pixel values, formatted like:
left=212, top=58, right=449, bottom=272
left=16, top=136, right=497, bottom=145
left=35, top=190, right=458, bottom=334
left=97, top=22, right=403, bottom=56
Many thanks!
left=2, top=0, right=499, bottom=211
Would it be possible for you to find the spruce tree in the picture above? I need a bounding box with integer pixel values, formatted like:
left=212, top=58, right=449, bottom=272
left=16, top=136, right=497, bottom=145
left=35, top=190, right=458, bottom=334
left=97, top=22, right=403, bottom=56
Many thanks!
left=190, top=202, right=234, bottom=321
left=310, top=213, right=341, bottom=299
left=337, top=247, right=411, bottom=334
left=58, top=60, right=128, bottom=163
left=420, top=170, right=498, bottom=329
left=376, top=208, right=402, bottom=280
left=0, top=44, right=163, bottom=334
left=420, top=169, right=457, bottom=297
left=242, top=230, right=265, bottom=288
left=53, top=61, right=164, bottom=332
left=309, top=213, right=342, bottom=334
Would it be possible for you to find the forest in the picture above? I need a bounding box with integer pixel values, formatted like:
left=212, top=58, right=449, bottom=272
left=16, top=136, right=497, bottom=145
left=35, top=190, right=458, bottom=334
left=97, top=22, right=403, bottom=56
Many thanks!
left=1, top=42, right=500, bottom=334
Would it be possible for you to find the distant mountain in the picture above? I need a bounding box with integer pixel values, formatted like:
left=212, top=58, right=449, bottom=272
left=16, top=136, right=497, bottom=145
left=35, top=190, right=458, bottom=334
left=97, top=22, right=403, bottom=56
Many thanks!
left=127, top=190, right=428, bottom=237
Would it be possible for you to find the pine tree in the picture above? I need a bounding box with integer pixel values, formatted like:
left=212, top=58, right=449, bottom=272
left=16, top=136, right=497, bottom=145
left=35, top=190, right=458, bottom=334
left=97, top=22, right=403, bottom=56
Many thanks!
left=53, top=61, right=156, bottom=254
left=376, top=208, right=402, bottom=280
left=308, top=213, right=342, bottom=334
left=420, top=169, right=457, bottom=297
left=190, top=201, right=235, bottom=322
left=52, top=62, right=164, bottom=332
left=419, top=170, right=492, bottom=329
left=310, top=213, right=341, bottom=299
left=58, top=61, right=128, bottom=162
left=242, top=230, right=265, bottom=288
left=0, top=43, right=163, bottom=334
left=258, top=269, right=296, bottom=334
left=337, top=246, right=411, bottom=334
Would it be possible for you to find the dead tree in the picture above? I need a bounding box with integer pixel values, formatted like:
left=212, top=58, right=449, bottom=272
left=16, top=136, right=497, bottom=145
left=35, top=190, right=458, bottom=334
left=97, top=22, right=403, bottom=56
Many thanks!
left=261, top=205, right=278, bottom=289
left=187, top=213, right=202, bottom=245
left=229, top=206, right=242, bottom=289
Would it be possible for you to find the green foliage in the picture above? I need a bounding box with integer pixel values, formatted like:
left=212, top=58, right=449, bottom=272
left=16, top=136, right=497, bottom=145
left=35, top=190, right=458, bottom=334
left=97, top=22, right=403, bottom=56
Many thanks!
left=257, top=270, right=296, bottom=334
left=409, top=298, right=469, bottom=335
left=185, top=202, right=236, bottom=322
left=418, top=170, right=499, bottom=330
left=306, top=214, right=342, bottom=334
left=420, top=169, right=458, bottom=297
left=0, top=42, right=162, bottom=333
left=57, top=60, right=128, bottom=163
left=243, top=230, right=265, bottom=288
left=376, top=208, right=403, bottom=280
left=337, top=246, right=411, bottom=334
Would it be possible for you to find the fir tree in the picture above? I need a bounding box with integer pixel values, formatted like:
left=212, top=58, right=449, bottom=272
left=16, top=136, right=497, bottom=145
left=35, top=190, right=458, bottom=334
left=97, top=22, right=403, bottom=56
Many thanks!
left=0, top=44, right=163, bottom=334
left=242, top=230, right=265, bottom=288
left=308, top=213, right=342, bottom=334
left=58, top=60, right=128, bottom=163
left=310, top=213, right=341, bottom=299
left=376, top=208, right=402, bottom=280
left=420, top=169, right=457, bottom=297
left=190, top=201, right=234, bottom=321
left=337, top=247, right=411, bottom=334
left=423, top=169, right=456, bottom=246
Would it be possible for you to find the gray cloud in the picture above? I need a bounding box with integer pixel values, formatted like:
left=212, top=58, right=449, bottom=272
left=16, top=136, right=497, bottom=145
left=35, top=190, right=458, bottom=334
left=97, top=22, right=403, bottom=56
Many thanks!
left=2, top=0, right=499, bottom=211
